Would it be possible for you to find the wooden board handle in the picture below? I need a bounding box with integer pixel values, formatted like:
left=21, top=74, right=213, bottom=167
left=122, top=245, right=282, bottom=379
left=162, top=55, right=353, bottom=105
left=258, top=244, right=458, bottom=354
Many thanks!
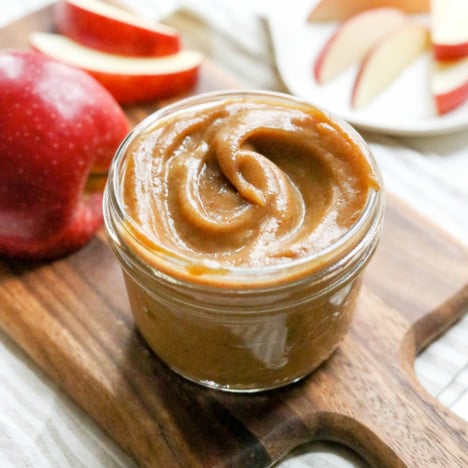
left=412, top=283, right=468, bottom=352
left=320, top=292, right=468, bottom=467
left=215, top=288, right=468, bottom=467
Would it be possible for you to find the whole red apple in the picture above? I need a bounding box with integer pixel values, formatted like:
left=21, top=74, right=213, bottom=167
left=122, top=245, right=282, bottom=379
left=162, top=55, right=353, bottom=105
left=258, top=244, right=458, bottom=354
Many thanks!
left=0, top=51, right=129, bottom=260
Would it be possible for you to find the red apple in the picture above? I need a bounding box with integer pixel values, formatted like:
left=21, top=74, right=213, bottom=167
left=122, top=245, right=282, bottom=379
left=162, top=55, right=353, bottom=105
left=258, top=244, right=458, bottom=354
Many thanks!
left=307, top=0, right=429, bottom=22
left=54, top=0, right=181, bottom=57
left=30, top=33, right=203, bottom=105
left=431, top=0, right=468, bottom=60
left=432, top=56, right=468, bottom=114
left=0, top=51, right=129, bottom=260
left=314, top=7, right=407, bottom=84
left=351, top=23, right=429, bottom=108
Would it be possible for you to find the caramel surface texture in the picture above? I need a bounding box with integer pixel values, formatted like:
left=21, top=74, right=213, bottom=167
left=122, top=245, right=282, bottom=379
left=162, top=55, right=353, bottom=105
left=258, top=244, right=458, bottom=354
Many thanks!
left=123, top=97, right=377, bottom=269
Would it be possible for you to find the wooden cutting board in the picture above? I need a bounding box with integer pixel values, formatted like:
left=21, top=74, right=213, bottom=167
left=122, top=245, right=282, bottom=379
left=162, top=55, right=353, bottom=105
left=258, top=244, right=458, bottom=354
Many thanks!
left=1, top=6, right=467, bottom=467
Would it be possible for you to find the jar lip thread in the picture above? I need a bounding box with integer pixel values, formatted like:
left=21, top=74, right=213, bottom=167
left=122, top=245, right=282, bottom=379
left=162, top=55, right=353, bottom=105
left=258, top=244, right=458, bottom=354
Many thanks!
left=104, top=90, right=384, bottom=288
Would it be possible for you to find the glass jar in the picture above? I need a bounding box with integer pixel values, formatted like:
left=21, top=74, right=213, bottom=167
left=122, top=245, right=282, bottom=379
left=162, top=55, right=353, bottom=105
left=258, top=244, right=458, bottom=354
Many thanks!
left=103, top=90, right=384, bottom=393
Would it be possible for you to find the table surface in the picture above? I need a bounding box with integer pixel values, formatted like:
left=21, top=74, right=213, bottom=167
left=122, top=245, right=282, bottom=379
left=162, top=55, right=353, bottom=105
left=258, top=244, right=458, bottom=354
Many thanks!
left=1, top=1, right=467, bottom=467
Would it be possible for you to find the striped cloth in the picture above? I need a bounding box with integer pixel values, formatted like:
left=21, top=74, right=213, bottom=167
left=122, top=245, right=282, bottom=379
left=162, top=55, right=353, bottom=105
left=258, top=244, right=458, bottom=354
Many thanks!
left=1, top=1, right=467, bottom=467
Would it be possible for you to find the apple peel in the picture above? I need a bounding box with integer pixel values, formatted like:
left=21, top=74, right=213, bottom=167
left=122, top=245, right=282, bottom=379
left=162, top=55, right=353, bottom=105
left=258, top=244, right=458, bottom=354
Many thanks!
left=314, top=7, right=407, bottom=84
left=55, top=0, right=181, bottom=57
left=30, top=33, right=203, bottom=105
left=431, top=0, right=468, bottom=60
left=432, top=57, right=468, bottom=114
left=351, top=23, right=430, bottom=109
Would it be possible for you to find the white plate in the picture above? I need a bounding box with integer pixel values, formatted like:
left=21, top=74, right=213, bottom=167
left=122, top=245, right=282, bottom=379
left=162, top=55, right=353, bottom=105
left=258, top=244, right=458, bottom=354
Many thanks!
left=266, top=0, right=468, bottom=136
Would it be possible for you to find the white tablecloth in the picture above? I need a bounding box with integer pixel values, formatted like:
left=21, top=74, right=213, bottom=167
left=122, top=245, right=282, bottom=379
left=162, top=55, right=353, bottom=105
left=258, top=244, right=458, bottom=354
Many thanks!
left=1, top=1, right=467, bottom=467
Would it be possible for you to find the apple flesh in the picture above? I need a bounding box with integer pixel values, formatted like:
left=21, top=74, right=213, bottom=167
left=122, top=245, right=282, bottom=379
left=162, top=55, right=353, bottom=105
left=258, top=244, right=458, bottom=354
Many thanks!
left=307, top=0, right=429, bottom=21
left=431, top=0, right=468, bottom=60
left=54, top=0, right=181, bottom=57
left=30, top=33, right=203, bottom=105
left=314, top=7, right=407, bottom=84
left=432, top=56, right=468, bottom=114
left=0, top=51, right=129, bottom=260
left=351, top=23, right=429, bottom=108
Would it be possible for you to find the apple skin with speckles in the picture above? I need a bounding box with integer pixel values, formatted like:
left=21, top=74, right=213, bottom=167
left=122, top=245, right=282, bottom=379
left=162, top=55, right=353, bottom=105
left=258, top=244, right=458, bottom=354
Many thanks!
left=0, top=51, right=129, bottom=260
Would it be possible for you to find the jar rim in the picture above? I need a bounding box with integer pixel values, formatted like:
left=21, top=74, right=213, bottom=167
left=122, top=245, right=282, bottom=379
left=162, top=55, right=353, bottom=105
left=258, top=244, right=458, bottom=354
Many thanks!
left=104, top=90, right=383, bottom=288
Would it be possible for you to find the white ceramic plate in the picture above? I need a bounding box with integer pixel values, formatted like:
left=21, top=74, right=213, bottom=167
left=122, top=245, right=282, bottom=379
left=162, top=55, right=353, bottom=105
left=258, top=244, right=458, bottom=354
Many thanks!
left=266, top=0, right=468, bottom=136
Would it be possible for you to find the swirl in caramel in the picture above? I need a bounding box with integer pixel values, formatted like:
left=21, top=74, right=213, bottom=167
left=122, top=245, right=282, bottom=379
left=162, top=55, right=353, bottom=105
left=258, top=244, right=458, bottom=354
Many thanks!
left=122, top=96, right=378, bottom=270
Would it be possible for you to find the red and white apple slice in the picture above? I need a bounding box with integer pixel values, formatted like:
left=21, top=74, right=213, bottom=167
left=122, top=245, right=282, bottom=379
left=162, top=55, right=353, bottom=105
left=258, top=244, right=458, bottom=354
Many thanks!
left=431, top=0, right=468, bottom=60
left=30, top=33, right=203, bottom=105
left=351, top=23, right=429, bottom=108
left=314, top=7, right=407, bottom=84
left=54, top=0, right=181, bottom=57
left=307, top=0, right=429, bottom=22
left=432, top=56, right=468, bottom=114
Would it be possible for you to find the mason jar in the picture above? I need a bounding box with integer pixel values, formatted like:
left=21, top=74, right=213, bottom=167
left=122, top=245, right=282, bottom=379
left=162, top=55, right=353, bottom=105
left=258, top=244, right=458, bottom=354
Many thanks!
left=103, top=90, right=384, bottom=392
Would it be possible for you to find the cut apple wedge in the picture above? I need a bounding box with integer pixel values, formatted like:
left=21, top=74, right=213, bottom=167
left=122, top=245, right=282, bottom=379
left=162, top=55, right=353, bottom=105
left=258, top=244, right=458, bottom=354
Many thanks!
left=314, top=7, right=407, bottom=84
left=55, top=0, right=181, bottom=57
left=307, top=0, right=429, bottom=22
left=351, top=23, right=429, bottom=108
left=432, top=57, right=468, bottom=114
left=431, top=0, right=468, bottom=60
left=30, top=33, right=203, bottom=105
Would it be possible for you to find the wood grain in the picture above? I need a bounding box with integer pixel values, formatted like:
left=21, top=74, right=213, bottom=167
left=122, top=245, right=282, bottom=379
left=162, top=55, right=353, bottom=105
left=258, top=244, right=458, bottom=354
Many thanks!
left=0, top=6, right=467, bottom=467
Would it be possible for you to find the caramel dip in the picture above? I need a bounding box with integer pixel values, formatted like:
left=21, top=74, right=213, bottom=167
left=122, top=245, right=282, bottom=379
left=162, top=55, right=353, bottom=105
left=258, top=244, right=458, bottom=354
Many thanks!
left=104, top=91, right=383, bottom=391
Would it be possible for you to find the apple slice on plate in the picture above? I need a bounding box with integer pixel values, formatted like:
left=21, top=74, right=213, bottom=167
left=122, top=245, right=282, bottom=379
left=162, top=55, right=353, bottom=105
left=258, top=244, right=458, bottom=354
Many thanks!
left=351, top=23, right=429, bottom=108
left=431, top=0, right=468, bottom=60
left=432, top=57, right=468, bottom=114
left=307, top=0, right=429, bottom=22
left=314, top=7, right=407, bottom=84
left=30, top=33, right=203, bottom=105
left=55, top=0, right=181, bottom=57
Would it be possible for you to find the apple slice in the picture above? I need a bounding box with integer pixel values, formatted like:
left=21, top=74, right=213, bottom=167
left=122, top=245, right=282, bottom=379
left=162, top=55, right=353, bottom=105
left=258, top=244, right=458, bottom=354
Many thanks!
left=431, top=0, right=468, bottom=60
left=307, top=0, right=429, bottom=22
left=54, top=0, right=181, bottom=57
left=314, top=7, right=407, bottom=84
left=30, top=33, right=203, bottom=105
left=432, top=57, right=468, bottom=114
left=351, top=23, right=429, bottom=108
